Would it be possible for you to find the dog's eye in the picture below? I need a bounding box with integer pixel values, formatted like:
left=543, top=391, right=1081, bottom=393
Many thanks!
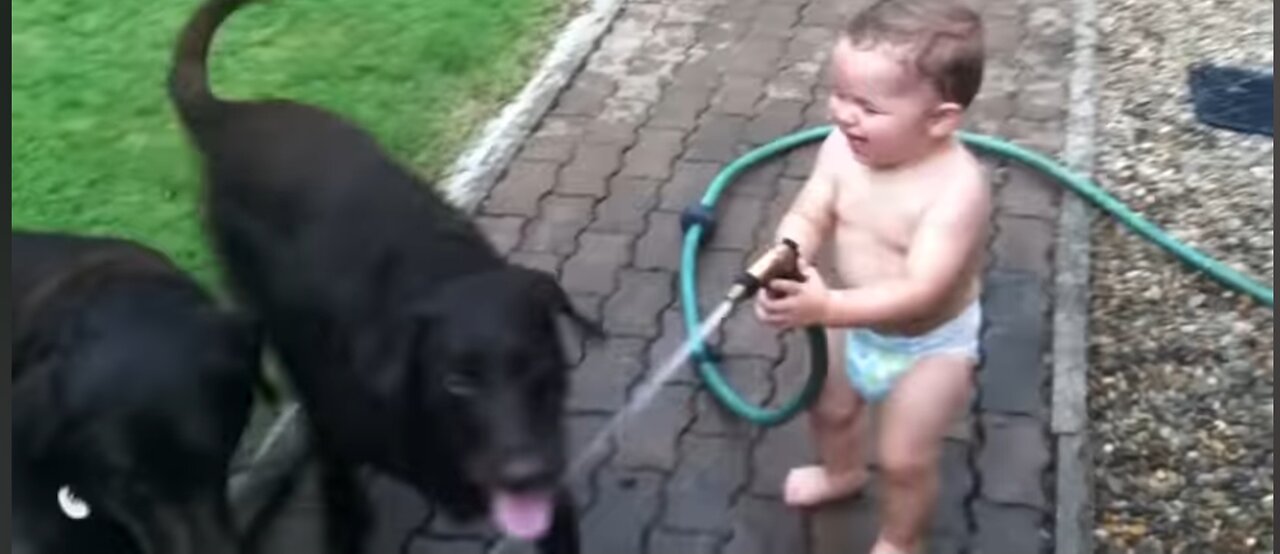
left=57, top=485, right=91, bottom=520
left=442, top=370, right=480, bottom=396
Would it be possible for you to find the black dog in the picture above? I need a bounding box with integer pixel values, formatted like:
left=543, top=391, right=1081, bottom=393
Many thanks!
left=168, top=1, right=597, bottom=552
left=12, top=231, right=261, bottom=554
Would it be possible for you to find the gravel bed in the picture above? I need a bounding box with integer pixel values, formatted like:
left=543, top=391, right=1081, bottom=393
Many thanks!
left=1088, top=0, right=1273, bottom=552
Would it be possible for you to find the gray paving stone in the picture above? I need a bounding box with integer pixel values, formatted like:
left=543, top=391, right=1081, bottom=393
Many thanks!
left=520, top=116, right=585, bottom=163
left=783, top=146, right=820, bottom=179
left=930, top=440, right=975, bottom=553
left=724, top=496, right=806, bottom=554
left=661, top=160, right=723, bottom=211
left=689, top=357, right=773, bottom=437
left=982, top=269, right=1049, bottom=327
left=749, top=414, right=811, bottom=498
left=727, top=35, right=786, bottom=76
left=570, top=337, right=648, bottom=413
left=978, top=321, right=1048, bottom=417
left=662, top=435, right=750, bottom=533
left=971, top=500, right=1050, bottom=554
left=567, top=413, right=611, bottom=502
left=694, top=249, right=749, bottom=308
left=708, top=195, right=767, bottom=250
left=620, top=129, right=686, bottom=181
left=520, top=195, right=594, bottom=256
left=746, top=99, right=806, bottom=144
left=590, top=176, right=662, bottom=235
left=992, top=215, right=1056, bottom=277
left=635, top=211, right=685, bottom=271
left=508, top=251, right=562, bottom=277
left=809, top=479, right=881, bottom=554
left=475, top=215, right=525, bottom=256
left=484, top=161, right=558, bottom=216
left=580, top=469, right=663, bottom=554
left=550, top=71, right=614, bottom=116
left=650, top=85, right=715, bottom=130
left=998, top=163, right=1062, bottom=220
left=561, top=232, right=632, bottom=295
left=672, top=54, right=724, bottom=91
left=558, top=143, right=627, bottom=197
left=726, top=157, right=786, bottom=199
left=720, top=301, right=783, bottom=359
left=977, top=414, right=1051, bottom=510
left=764, top=63, right=820, bottom=102
left=712, top=75, right=766, bottom=115
left=685, top=114, right=750, bottom=163
left=650, top=531, right=722, bottom=554
left=586, top=118, right=642, bottom=145
left=603, top=269, right=673, bottom=338
left=614, top=384, right=695, bottom=472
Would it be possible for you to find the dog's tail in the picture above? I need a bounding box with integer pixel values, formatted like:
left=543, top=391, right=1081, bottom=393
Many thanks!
left=168, top=0, right=255, bottom=122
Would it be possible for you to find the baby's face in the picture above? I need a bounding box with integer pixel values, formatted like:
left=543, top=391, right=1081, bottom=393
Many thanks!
left=827, top=39, right=948, bottom=168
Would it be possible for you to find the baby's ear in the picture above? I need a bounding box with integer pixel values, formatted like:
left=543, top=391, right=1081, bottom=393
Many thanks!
left=929, top=102, right=966, bottom=138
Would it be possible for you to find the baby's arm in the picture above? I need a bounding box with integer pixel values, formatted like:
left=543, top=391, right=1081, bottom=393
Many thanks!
left=772, top=133, right=842, bottom=260
left=823, top=173, right=990, bottom=328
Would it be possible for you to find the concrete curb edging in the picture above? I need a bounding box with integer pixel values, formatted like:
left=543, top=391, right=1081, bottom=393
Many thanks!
left=441, top=0, right=629, bottom=213
left=1051, top=0, right=1099, bottom=550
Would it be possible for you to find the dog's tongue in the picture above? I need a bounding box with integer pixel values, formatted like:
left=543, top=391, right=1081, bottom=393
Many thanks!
left=491, top=491, right=554, bottom=540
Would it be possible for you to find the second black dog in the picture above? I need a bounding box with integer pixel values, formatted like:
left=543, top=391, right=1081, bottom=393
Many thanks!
left=12, top=230, right=260, bottom=554
left=168, top=1, right=598, bottom=552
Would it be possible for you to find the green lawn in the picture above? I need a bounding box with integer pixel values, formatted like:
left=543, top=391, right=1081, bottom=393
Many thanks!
left=13, top=0, right=564, bottom=286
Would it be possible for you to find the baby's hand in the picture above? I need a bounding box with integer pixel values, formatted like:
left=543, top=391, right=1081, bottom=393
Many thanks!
left=754, top=259, right=830, bottom=329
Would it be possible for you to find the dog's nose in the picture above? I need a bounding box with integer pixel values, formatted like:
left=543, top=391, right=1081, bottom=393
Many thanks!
left=499, top=456, right=554, bottom=490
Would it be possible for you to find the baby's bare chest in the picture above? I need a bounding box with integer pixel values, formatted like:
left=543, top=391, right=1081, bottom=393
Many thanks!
left=831, top=180, right=931, bottom=250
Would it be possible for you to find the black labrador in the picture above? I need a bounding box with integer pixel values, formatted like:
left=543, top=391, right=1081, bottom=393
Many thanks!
left=168, top=1, right=598, bottom=552
left=11, top=231, right=261, bottom=554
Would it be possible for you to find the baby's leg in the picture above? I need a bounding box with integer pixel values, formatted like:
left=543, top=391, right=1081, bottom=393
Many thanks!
left=784, top=328, right=871, bottom=507
left=872, top=354, right=974, bottom=554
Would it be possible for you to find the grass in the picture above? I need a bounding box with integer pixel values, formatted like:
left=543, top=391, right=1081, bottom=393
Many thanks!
left=12, top=0, right=566, bottom=287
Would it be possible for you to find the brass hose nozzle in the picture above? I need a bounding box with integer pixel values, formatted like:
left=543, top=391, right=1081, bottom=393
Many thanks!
left=725, top=238, right=805, bottom=302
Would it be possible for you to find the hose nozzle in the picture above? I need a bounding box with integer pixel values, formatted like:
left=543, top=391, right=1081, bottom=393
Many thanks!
left=726, top=238, right=804, bottom=302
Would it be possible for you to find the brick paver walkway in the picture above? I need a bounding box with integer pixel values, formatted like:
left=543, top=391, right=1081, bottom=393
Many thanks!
left=246, top=0, right=1074, bottom=552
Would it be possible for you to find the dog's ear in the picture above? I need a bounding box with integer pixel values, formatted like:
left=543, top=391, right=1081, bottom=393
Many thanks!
left=12, top=357, right=67, bottom=461
left=526, top=268, right=604, bottom=341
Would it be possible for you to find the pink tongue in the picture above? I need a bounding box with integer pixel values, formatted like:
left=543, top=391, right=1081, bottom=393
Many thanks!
left=491, top=491, right=554, bottom=540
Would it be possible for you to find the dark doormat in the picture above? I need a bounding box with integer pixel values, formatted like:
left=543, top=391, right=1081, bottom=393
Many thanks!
left=1188, top=63, right=1274, bottom=137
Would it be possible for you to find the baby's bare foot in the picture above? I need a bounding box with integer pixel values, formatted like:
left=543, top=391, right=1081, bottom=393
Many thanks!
left=782, top=465, right=869, bottom=507
left=869, top=537, right=917, bottom=554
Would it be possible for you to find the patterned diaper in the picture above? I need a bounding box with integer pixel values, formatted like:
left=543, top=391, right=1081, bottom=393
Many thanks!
left=844, top=301, right=982, bottom=401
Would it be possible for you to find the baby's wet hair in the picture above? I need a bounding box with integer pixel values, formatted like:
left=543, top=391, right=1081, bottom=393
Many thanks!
left=843, top=0, right=986, bottom=107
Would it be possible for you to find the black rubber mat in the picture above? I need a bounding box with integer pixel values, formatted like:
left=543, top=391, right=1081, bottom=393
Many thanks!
left=1188, top=63, right=1274, bottom=137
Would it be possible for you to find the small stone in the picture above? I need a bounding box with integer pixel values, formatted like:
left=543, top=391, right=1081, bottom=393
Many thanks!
left=1136, top=537, right=1162, bottom=554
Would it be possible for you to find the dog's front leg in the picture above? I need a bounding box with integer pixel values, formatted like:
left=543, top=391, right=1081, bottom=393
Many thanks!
left=318, top=453, right=370, bottom=554
left=535, top=489, right=579, bottom=554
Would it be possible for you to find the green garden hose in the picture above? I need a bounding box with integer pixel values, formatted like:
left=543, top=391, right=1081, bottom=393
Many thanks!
left=679, top=124, right=1274, bottom=427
